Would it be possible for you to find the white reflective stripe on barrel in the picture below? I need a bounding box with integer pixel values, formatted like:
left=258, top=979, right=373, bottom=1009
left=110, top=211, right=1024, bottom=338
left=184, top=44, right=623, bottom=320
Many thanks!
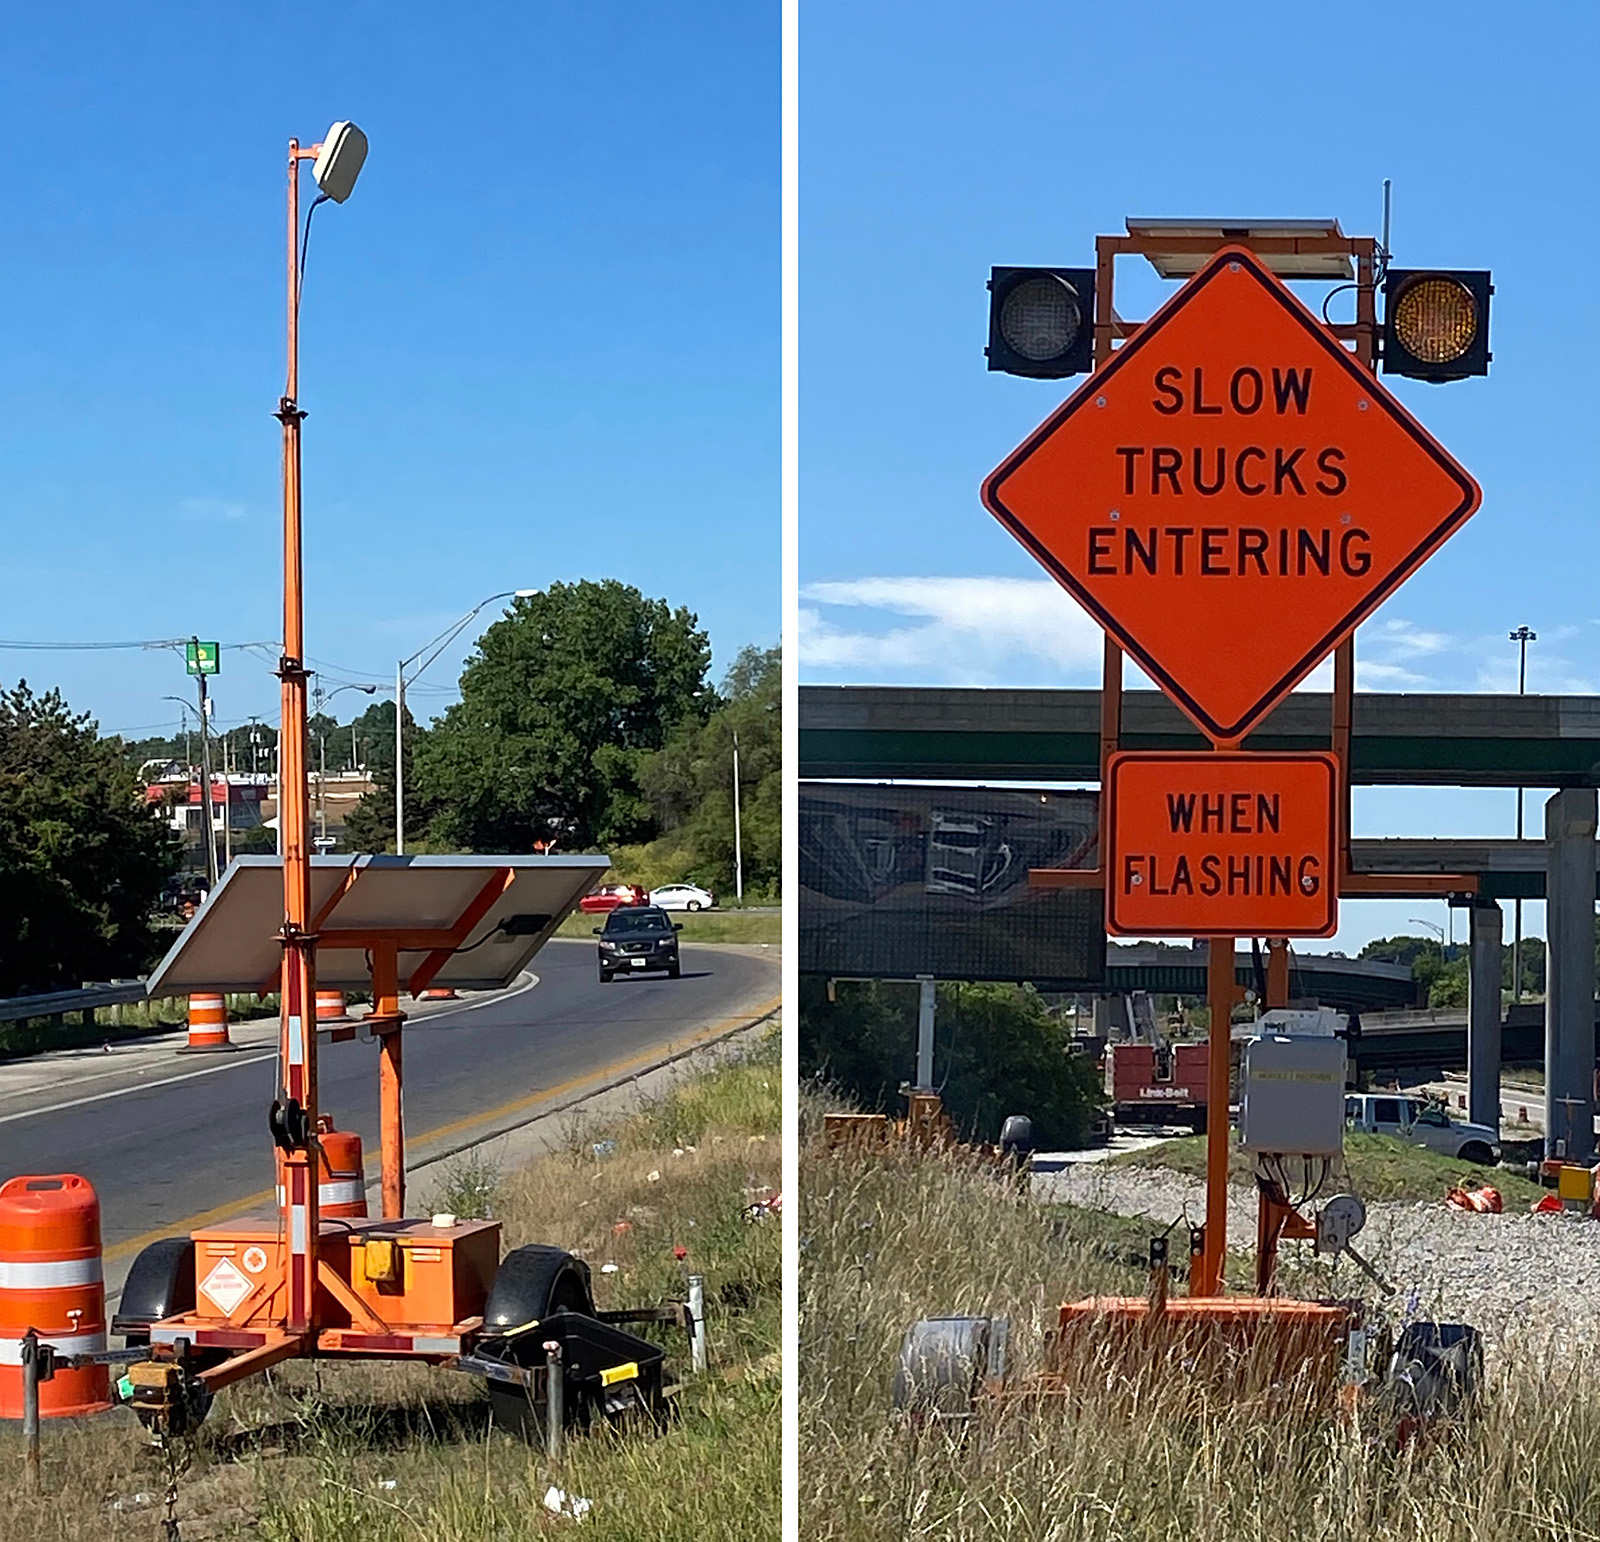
left=0, top=1257, right=103, bottom=1289
left=0, top=1329, right=106, bottom=1365
left=319, top=1181, right=366, bottom=1206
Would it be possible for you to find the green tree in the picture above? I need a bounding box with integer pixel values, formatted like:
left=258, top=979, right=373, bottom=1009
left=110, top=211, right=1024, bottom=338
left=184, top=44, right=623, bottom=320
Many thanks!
left=0, top=683, right=180, bottom=994
left=800, top=977, right=1106, bottom=1149
left=414, top=581, right=711, bottom=852
left=343, top=702, right=423, bottom=852
left=639, top=644, right=780, bottom=897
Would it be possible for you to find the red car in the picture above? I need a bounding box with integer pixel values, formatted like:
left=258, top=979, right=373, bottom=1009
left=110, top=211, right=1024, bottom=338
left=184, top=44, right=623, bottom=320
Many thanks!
left=578, top=883, right=648, bottom=914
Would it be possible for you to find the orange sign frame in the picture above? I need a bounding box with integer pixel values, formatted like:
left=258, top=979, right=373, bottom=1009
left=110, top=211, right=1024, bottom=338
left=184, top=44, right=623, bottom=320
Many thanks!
left=983, top=246, right=1481, bottom=744
left=1105, top=751, right=1338, bottom=937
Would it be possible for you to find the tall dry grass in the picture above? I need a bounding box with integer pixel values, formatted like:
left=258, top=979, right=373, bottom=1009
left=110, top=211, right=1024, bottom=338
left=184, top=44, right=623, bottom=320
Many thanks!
left=0, top=1033, right=780, bottom=1541
left=799, top=1100, right=1600, bottom=1542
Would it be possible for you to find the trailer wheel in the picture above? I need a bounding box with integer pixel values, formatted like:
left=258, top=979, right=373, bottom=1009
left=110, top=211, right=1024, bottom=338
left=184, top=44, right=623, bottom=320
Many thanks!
left=892, top=1317, right=992, bottom=1421
left=1189, top=1108, right=1208, bottom=1135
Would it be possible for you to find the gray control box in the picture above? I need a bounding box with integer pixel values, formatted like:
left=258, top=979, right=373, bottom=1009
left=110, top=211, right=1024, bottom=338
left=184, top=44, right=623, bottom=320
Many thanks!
left=1239, top=1034, right=1347, bottom=1156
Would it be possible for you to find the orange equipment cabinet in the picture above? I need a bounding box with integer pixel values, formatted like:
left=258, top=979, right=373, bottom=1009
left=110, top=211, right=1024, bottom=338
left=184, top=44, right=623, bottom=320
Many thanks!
left=153, top=1215, right=502, bottom=1358
left=1049, top=1295, right=1353, bottom=1400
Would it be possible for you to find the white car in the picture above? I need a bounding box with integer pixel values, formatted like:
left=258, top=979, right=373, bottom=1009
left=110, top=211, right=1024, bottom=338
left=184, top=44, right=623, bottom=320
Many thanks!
left=649, top=883, right=716, bottom=912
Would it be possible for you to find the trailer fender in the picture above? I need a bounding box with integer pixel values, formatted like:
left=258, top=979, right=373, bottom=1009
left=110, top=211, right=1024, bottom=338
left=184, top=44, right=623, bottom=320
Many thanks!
left=483, top=1245, right=596, bottom=1338
left=111, top=1237, right=196, bottom=1341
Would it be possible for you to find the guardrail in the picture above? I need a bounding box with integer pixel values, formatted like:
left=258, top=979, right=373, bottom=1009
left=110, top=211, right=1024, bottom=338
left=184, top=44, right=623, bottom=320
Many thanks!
left=0, top=981, right=149, bottom=1027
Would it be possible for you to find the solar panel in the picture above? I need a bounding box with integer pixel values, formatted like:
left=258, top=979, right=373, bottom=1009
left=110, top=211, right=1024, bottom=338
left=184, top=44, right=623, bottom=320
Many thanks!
left=146, top=853, right=608, bottom=995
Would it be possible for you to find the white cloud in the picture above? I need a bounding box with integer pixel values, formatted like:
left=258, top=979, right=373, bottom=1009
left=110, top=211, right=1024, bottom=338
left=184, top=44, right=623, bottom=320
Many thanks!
left=179, top=496, right=247, bottom=522
left=1364, top=618, right=1453, bottom=658
left=800, top=576, right=1103, bottom=682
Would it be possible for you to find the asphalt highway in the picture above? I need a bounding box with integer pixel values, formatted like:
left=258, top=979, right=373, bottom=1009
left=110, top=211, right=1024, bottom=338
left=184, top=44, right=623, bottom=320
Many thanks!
left=0, top=939, right=778, bottom=1267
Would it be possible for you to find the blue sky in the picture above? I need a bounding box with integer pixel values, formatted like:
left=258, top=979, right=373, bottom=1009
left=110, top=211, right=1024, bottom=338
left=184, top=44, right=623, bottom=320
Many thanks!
left=0, top=5, right=777, bottom=740
left=800, top=0, right=1598, bottom=951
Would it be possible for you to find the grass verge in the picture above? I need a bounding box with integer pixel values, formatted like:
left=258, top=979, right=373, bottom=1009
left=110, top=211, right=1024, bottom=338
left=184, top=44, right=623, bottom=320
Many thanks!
left=1111, top=1130, right=1546, bottom=1208
left=0, top=1033, right=781, bottom=1541
left=800, top=1091, right=1600, bottom=1541
left=556, top=909, right=781, bottom=944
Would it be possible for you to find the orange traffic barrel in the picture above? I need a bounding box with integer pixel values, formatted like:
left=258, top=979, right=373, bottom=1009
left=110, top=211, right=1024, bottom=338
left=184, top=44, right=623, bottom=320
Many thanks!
left=315, top=990, right=351, bottom=1024
left=275, top=1116, right=368, bottom=1219
left=0, top=1175, right=110, bottom=1418
left=178, top=993, right=236, bottom=1054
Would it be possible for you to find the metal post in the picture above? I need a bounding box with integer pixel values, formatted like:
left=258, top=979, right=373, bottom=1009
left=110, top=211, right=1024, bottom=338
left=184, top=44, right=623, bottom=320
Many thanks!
left=1467, top=897, right=1504, bottom=1132
left=194, top=642, right=219, bottom=889
left=543, top=1340, right=564, bottom=1459
left=277, top=136, right=321, bottom=1334
left=731, top=729, right=743, bottom=902
left=1197, top=939, right=1236, bottom=1297
left=915, top=975, right=936, bottom=1090
left=688, top=1274, right=706, bottom=1373
left=372, top=940, right=405, bottom=1219
left=1511, top=626, right=1536, bottom=1002
left=394, top=662, right=406, bottom=855
left=1543, top=789, right=1596, bottom=1161
left=21, top=1329, right=40, bottom=1495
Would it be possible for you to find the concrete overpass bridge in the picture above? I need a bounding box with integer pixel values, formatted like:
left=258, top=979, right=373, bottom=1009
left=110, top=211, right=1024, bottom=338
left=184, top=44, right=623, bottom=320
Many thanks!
left=800, top=686, right=1600, bottom=1156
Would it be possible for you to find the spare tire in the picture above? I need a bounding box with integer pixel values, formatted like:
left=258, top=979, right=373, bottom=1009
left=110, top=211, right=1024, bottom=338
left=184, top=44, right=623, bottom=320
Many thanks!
left=892, top=1317, right=992, bottom=1419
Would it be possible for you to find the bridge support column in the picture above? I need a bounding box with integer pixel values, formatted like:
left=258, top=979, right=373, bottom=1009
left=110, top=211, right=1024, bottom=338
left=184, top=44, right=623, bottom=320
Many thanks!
left=1466, top=897, right=1503, bottom=1133
left=1544, top=789, right=1597, bottom=1161
left=915, top=975, right=935, bottom=1090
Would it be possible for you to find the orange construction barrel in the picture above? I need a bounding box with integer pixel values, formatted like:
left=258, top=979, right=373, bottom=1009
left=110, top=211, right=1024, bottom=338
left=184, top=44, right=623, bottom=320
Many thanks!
left=315, top=990, right=352, bottom=1024
left=276, top=1115, right=368, bottom=1219
left=179, top=993, right=236, bottom=1054
left=0, top=1175, right=110, bottom=1418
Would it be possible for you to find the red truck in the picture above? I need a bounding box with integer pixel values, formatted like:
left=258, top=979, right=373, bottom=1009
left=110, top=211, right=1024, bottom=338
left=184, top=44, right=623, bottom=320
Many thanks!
left=1106, top=1042, right=1211, bottom=1133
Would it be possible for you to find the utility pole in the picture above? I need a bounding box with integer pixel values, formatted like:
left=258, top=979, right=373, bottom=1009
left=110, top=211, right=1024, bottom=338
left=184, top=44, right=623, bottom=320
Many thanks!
left=192, top=636, right=219, bottom=889
left=732, top=727, right=744, bottom=902
left=1510, top=625, right=1536, bottom=1001
left=395, top=663, right=406, bottom=854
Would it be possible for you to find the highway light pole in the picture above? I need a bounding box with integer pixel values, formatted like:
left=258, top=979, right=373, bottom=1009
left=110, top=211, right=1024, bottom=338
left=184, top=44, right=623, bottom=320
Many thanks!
left=731, top=728, right=743, bottom=902
left=277, top=120, right=367, bottom=1336
left=394, top=588, right=535, bottom=854
left=1510, top=625, right=1536, bottom=1002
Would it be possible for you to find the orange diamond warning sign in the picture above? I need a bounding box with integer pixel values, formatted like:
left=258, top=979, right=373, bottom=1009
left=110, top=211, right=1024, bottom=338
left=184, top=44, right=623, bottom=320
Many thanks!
left=982, top=246, right=1481, bottom=743
left=1105, top=751, right=1338, bottom=937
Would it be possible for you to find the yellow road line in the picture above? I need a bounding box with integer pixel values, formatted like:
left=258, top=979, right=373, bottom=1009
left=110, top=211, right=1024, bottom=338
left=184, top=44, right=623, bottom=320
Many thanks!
left=104, top=996, right=780, bottom=1266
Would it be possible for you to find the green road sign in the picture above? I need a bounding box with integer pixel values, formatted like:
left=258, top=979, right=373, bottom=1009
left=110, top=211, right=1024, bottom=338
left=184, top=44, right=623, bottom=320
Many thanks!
left=185, top=640, right=220, bottom=676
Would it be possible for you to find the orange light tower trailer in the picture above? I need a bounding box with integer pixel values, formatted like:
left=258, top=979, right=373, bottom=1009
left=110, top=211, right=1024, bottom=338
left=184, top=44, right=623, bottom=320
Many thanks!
left=111, top=855, right=693, bottom=1443
left=91, top=126, right=695, bottom=1444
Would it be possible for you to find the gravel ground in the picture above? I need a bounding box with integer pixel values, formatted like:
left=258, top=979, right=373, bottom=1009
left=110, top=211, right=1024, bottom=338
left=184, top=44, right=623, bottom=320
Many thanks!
left=1034, top=1162, right=1600, bottom=1361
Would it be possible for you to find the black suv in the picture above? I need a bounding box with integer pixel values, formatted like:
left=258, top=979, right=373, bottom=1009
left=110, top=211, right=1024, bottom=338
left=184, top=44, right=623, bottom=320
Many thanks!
left=595, top=905, right=682, bottom=982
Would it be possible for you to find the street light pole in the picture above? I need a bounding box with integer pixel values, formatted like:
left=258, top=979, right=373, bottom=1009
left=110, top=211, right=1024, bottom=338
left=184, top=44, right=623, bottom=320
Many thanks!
left=395, top=660, right=405, bottom=855
left=394, top=588, right=535, bottom=855
left=1510, top=625, right=1536, bottom=1002
left=732, top=728, right=743, bottom=903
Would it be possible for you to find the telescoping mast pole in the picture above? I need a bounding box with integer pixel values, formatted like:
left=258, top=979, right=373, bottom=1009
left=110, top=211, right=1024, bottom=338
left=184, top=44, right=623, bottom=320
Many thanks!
left=276, top=136, right=321, bottom=1337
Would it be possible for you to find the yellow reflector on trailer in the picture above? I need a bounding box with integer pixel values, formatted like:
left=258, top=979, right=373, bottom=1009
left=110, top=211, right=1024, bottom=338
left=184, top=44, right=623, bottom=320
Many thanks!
left=599, top=1361, right=639, bottom=1387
